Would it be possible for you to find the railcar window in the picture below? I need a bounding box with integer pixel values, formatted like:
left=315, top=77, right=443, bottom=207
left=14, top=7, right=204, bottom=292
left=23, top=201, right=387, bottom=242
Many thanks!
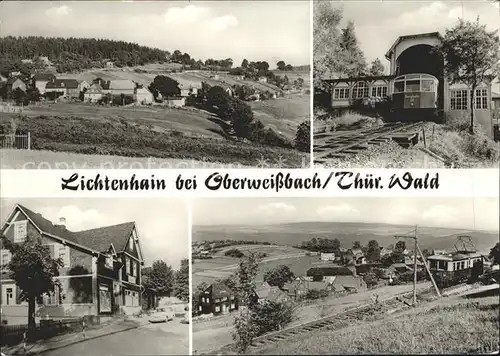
left=394, top=81, right=404, bottom=93
left=421, top=80, right=434, bottom=92
left=405, top=80, right=420, bottom=92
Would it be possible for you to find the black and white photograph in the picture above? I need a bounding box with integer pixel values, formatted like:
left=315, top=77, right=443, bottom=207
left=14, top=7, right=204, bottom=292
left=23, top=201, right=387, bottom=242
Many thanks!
left=0, top=198, right=189, bottom=355
left=191, top=197, right=499, bottom=355
left=0, top=1, right=311, bottom=169
left=313, top=0, right=500, bottom=168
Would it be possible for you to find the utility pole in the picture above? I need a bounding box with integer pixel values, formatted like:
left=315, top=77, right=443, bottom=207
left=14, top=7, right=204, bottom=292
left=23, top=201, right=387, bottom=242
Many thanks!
left=395, top=225, right=441, bottom=306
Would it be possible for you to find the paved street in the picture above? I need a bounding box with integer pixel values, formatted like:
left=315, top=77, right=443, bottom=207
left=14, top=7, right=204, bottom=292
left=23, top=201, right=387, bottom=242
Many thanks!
left=43, top=319, right=189, bottom=356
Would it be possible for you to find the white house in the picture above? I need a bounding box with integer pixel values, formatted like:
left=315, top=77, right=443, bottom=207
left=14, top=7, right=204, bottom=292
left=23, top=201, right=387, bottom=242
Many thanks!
left=320, top=253, right=336, bottom=262
left=258, top=77, right=268, bottom=83
left=135, top=87, right=154, bottom=104
left=165, top=97, right=186, bottom=108
left=84, top=84, right=103, bottom=103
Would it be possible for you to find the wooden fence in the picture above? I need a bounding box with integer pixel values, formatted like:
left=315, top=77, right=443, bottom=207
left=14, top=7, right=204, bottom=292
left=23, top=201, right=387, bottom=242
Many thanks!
left=0, top=133, right=31, bottom=150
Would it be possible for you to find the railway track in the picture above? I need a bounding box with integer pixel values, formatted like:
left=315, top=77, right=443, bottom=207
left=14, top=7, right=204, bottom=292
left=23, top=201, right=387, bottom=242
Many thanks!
left=314, top=121, right=425, bottom=163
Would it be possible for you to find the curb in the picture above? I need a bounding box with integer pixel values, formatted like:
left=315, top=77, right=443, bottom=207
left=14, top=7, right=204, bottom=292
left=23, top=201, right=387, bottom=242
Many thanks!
left=24, top=321, right=147, bottom=355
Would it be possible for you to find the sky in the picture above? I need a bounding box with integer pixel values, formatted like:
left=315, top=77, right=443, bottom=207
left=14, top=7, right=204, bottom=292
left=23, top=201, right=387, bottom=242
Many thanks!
left=193, top=197, right=499, bottom=232
left=336, top=0, right=500, bottom=91
left=0, top=198, right=188, bottom=269
left=0, top=1, right=311, bottom=67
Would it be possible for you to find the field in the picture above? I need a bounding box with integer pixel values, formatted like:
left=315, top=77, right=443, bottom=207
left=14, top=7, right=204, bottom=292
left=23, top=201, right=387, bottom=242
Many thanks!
left=193, top=222, right=499, bottom=255
left=251, top=295, right=500, bottom=354
left=192, top=244, right=314, bottom=286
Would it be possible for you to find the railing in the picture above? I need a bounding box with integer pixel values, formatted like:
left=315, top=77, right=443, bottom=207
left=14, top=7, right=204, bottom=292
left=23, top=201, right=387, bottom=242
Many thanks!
left=0, top=133, right=31, bottom=150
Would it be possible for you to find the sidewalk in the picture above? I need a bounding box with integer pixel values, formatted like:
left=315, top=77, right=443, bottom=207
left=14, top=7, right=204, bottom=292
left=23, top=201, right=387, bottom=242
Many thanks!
left=2, top=317, right=149, bottom=355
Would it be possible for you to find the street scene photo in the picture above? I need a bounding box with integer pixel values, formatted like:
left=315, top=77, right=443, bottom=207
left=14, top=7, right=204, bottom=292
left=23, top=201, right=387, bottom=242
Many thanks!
left=313, top=1, right=500, bottom=168
left=191, top=197, right=499, bottom=355
left=0, top=198, right=189, bottom=355
left=0, top=1, right=311, bottom=169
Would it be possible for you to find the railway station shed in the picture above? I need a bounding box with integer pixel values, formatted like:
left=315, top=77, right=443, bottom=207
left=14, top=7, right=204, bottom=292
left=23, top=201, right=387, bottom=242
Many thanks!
left=324, top=32, right=496, bottom=138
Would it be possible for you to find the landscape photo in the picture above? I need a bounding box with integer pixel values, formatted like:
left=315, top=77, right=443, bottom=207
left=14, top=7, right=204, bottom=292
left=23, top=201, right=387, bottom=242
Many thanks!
left=0, top=198, right=189, bottom=355
left=313, top=1, right=500, bottom=168
left=0, top=1, right=311, bottom=169
left=191, top=197, right=499, bottom=355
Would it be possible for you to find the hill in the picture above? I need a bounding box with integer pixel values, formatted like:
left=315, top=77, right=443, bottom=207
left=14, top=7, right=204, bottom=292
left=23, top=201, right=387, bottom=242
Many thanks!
left=192, top=221, right=499, bottom=254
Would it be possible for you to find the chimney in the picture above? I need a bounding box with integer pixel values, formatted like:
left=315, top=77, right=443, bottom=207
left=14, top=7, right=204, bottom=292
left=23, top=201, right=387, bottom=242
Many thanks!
left=58, top=217, right=66, bottom=229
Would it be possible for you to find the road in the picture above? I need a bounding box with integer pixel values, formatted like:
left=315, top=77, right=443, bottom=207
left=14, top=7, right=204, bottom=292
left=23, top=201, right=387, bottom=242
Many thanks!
left=44, top=319, right=189, bottom=356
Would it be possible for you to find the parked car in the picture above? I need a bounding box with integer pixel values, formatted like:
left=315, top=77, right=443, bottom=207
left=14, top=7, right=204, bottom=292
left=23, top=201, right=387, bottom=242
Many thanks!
left=148, top=307, right=175, bottom=323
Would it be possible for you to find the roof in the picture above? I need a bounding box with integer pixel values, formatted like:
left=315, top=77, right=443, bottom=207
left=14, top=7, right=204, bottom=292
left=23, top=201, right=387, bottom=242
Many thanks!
left=86, top=84, right=103, bottom=94
left=385, top=32, right=443, bottom=59
left=15, top=204, right=136, bottom=255
left=307, top=266, right=354, bottom=277
left=7, top=78, right=24, bottom=86
left=136, top=87, right=152, bottom=95
left=332, top=275, right=365, bottom=289
left=33, top=73, right=56, bottom=81
left=307, top=281, right=330, bottom=290
left=323, top=75, right=395, bottom=84
left=209, top=280, right=234, bottom=298
left=46, top=79, right=79, bottom=89
left=428, top=252, right=483, bottom=261
left=109, top=80, right=135, bottom=90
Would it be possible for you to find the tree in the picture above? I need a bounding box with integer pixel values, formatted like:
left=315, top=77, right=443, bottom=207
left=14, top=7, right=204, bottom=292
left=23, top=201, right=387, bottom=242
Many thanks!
left=294, top=120, right=310, bottom=152
left=353, top=241, right=361, bottom=249
left=365, top=240, right=381, bottom=262
left=12, top=88, right=27, bottom=106
left=276, top=60, right=286, bottom=71
left=339, top=21, right=367, bottom=77
left=369, top=58, right=385, bottom=76
left=489, top=242, right=500, bottom=265
left=232, top=307, right=258, bottom=354
left=363, top=270, right=379, bottom=287
left=241, top=59, right=249, bottom=69
left=174, top=259, right=189, bottom=302
left=230, top=97, right=255, bottom=138
left=2, top=234, right=63, bottom=333
left=264, top=265, right=295, bottom=289
left=439, top=18, right=500, bottom=133
left=148, top=75, right=180, bottom=99
left=225, top=248, right=244, bottom=258
left=26, top=87, right=41, bottom=102
left=142, top=260, right=174, bottom=297
left=237, top=251, right=259, bottom=307
left=285, top=64, right=293, bottom=71
left=250, top=300, right=294, bottom=335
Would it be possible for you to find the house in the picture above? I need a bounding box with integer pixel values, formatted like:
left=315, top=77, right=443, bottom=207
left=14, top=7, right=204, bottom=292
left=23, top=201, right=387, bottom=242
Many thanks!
left=109, top=80, right=135, bottom=96
left=231, top=75, right=245, bottom=81
left=45, top=79, right=80, bottom=98
left=324, top=32, right=497, bottom=139
left=258, top=76, right=268, bottom=83
left=320, top=253, right=336, bottom=261
left=106, top=61, right=115, bottom=69
left=180, top=86, right=199, bottom=97
left=250, top=282, right=289, bottom=305
left=7, top=78, right=27, bottom=92
left=84, top=84, right=104, bottom=103
left=38, top=57, right=52, bottom=66
left=331, top=275, right=367, bottom=293
left=165, top=97, right=186, bottom=108
left=33, top=73, right=56, bottom=94
left=198, top=281, right=238, bottom=315
left=0, top=204, right=144, bottom=325
left=92, top=78, right=111, bottom=94
left=21, top=59, right=33, bottom=64
left=135, top=87, right=154, bottom=104
left=306, top=265, right=356, bottom=283
left=491, top=92, right=500, bottom=109
left=283, top=277, right=309, bottom=300
left=10, top=71, right=21, bottom=78
left=78, top=80, right=91, bottom=92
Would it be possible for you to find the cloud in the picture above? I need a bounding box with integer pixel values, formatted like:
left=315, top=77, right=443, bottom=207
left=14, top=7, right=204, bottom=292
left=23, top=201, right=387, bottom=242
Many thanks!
left=209, top=15, right=239, bottom=32
left=38, top=205, right=109, bottom=231
left=45, top=5, right=71, bottom=16
left=257, top=202, right=297, bottom=216
left=163, top=5, right=209, bottom=25
left=316, top=204, right=360, bottom=220
left=421, top=205, right=460, bottom=226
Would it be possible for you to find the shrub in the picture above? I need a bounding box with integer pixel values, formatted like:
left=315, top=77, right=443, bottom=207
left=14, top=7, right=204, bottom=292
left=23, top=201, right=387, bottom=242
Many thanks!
left=225, top=248, right=244, bottom=258
left=295, top=121, right=310, bottom=152
left=304, top=289, right=329, bottom=300
left=250, top=300, right=294, bottom=335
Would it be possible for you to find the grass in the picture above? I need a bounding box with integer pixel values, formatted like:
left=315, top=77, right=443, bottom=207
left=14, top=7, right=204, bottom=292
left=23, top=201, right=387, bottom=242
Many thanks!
left=252, top=297, right=500, bottom=355
left=0, top=114, right=307, bottom=167
left=314, top=110, right=383, bottom=134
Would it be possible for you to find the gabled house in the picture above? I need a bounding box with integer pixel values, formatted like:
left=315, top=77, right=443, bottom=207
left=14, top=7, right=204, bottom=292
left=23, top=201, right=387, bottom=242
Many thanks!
left=306, top=265, right=356, bottom=283
left=135, top=86, right=154, bottom=104
left=199, top=280, right=238, bottom=315
left=45, top=79, right=80, bottom=98
left=250, top=282, right=289, bottom=305
left=78, top=80, right=90, bottom=92
left=7, top=78, right=27, bottom=92
left=33, top=73, right=56, bottom=94
left=283, top=277, right=309, bottom=300
left=258, top=76, right=268, bottom=83
left=331, top=275, right=367, bottom=293
left=84, top=83, right=104, bottom=103
left=0, top=204, right=144, bottom=325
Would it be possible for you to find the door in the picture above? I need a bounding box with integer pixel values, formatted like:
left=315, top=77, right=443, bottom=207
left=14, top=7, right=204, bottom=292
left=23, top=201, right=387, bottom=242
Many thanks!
left=99, top=285, right=112, bottom=313
left=2, top=284, right=16, bottom=305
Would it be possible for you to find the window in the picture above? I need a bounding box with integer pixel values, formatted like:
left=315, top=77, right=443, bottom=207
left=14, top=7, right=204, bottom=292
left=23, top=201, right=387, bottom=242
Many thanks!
left=421, top=80, right=435, bottom=92
left=371, top=85, right=388, bottom=98
left=352, top=82, right=369, bottom=99
left=1, top=249, right=12, bottom=267
left=14, top=221, right=27, bottom=243
left=334, top=87, right=349, bottom=99
left=394, top=81, right=404, bottom=93
left=438, top=260, right=447, bottom=270
left=45, top=286, right=60, bottom=306
left=105, top=255, right=113, bottom=269
left=405, top=80, right=420, bottom=92
left=129, top=236, right=134, bottom=252
left=460, top=261, right=465, bottom=270
left=451, top=90, right=468, bottom=110
left=475, top=88, right=488, bottom=109
left=57, top=245, right=70, bottom=267
left=215, top=305, right=220, bottom=312
left=129, top=258, right=135, bottom=276
left=3, top=286, right=15, bottom=305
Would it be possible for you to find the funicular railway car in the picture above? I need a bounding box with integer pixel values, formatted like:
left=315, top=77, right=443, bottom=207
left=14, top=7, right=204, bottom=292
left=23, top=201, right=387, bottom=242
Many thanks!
left=391, top=73, right=439, bottom=121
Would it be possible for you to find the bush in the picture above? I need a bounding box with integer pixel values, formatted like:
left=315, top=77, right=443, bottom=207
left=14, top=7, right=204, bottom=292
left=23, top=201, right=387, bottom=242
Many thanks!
left=295, top=121, right=310, bottom=152
left=304, top=288, right=329, bottom=300
left=225, top=248, right=244, bottom=258
left=250, top=300, right=294, bottom=335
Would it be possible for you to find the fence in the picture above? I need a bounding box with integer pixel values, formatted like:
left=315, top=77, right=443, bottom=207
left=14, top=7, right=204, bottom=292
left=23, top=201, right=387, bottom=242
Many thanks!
left=0, top=133, right=31, bottom=150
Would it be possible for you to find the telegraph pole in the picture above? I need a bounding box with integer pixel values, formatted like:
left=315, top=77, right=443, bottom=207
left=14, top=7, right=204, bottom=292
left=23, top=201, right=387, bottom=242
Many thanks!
left=395, top=225, right=441, bottom=307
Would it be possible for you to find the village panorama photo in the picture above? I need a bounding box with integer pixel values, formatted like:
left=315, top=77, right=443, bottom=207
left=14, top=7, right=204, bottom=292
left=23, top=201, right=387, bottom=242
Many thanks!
left=0, top=1, right=311, bottom=169
left=0, top=198, right=189, bottom=355
left=313, top=0, right=500, bottom=168
left=191, top=197, right=499, bottom=355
